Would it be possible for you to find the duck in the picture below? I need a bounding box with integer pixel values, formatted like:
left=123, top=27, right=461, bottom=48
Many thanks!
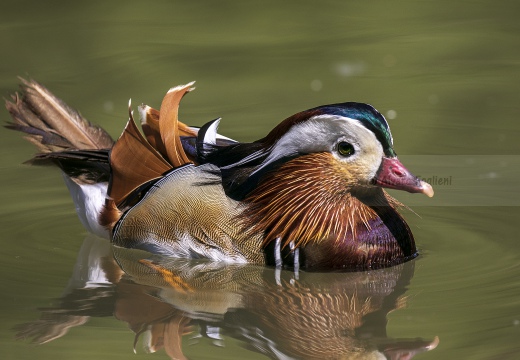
left=5, top=78, right=433, bottom=271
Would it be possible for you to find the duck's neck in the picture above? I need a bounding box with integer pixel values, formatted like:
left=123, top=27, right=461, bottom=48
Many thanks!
left=241, top=154, right=417, bottom=270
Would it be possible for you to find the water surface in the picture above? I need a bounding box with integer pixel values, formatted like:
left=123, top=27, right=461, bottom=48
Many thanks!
left=1, top=1, right=520, bottom=359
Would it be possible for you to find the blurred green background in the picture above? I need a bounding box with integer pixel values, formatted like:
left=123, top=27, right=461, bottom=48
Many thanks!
left=1, top=1, right=520, bottom=359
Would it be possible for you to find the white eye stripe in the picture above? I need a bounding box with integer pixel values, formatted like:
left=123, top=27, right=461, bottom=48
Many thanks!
left=249, top=114, right=383, bottom=177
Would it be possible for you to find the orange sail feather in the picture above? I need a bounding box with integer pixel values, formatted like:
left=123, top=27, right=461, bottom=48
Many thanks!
left=108, top=108, right=172, bottom=206
left=158, top=83, right=195, bottom=167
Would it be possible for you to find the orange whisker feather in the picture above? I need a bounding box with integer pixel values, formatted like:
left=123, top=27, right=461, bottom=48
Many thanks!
left=241, top=152, right=387, bottom=249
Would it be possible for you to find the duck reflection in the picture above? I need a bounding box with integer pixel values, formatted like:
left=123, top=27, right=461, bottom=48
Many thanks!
left=15, top=235, right=438, bottom=359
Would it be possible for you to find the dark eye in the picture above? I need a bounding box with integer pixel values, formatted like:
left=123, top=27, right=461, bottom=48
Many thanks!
left=337, top=142, right=355, bottom=157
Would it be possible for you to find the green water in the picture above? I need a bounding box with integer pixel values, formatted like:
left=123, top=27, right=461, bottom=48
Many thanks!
left=1, top=1, right=520, bottom=359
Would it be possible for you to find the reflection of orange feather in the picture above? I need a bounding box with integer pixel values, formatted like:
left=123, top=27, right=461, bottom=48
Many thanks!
left=163, top=316, right=191, bottom=360
left=139, top=260, right=193, bottom=293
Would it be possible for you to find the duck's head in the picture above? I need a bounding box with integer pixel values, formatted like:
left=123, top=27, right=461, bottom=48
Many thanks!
left=224, top=102, right=433, bottom=200
left=265, top=103, right=433, bottom=197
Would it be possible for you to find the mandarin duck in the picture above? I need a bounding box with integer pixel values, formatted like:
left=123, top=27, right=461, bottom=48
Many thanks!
left=5, top=79, right=433, bottom=271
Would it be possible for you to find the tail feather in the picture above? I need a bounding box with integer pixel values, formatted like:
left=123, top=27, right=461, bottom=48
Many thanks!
left=31, top=149, right=111, bottom=183
left=5, top=78, right=114, bottom=152
left=5, top=79, right=114, bottom=183
left=5, top=78, right=114, bottom=239
left=5, top=94, right=73, bottom=153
